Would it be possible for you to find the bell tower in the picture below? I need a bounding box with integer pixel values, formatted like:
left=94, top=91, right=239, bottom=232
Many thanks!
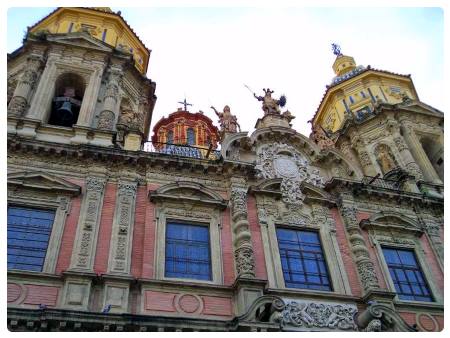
left=7, top=7, right=156, bottom=151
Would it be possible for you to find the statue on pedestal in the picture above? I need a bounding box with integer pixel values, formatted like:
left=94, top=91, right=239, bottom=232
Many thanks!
left=253, top=88, right=286, bottom=115
left=211, top=105, right=241, bottom=133
left=375, top=144, right=398, bottom=174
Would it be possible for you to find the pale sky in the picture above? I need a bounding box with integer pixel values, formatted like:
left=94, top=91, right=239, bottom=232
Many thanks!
left=7, top=6, right=444, bottom=140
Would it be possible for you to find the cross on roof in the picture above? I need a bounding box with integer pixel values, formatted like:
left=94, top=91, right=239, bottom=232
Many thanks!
left=178, top=98, right=192, bottom=111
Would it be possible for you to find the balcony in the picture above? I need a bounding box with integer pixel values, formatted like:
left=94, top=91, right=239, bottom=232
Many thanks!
left=361, top=175, right=402, bottom=190
left=143, top=141, right=221, bottom=160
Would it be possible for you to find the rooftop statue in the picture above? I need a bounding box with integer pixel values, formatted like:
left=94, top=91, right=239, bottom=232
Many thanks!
left=253, top=88, right=286, bottom=115
left=211, top=105, right=241, bottom=134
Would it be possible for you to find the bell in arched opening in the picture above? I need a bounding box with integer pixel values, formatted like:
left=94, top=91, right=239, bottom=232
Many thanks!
left=49, top=73, right=85, bottom=127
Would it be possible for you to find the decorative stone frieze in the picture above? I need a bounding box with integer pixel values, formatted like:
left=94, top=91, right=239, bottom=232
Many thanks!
left=280, top=300, right=358, bottom=330
left=339, top=204, right=379, bottom=292
left=70, top=176, right=106, bottom=270
left=230, top=178, right=255, bottom=278
left=108, top=180, right=138, bottom=274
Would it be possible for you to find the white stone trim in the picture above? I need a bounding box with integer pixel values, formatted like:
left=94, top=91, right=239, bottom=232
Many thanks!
left=7, top=192, right=71, bottom=274
left=154, top=204, right=223, bottom=285
left=371, top=232, right=443, bottom=305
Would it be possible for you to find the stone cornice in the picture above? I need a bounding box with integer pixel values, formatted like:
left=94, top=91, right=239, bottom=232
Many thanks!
left=325, top=177, right=444, bottom=208
left=7, top=134, right=248, bottom=177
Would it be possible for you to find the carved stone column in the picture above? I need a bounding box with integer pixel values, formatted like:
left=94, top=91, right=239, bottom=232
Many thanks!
left=401, top=123, right=441, bottom=184
left=339, top=139, right=361, bottom=170
left=339, top=204, right=379, bottom=293
left=8, top=53, right=44, bottom=117
left=107, top=180, right=137, bottom=274
left=230, top=178, right=256, bottom=278
left=70, top=176, right=107, bottom=271
left=351, top=136, right=377, bottom=176
left=387, top=120, right=424, bottom=181
left=76, top=62, right=105, bottom=127
left=97, top=67, right=123, bottom=131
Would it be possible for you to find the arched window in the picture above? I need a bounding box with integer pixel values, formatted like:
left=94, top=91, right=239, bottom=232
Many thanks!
left=167, top=130, right=174, bottom=144
left=49, top=73, right=85, bottom=127
left=187, top=128, right=195, bottom=146
left=420, top=137, right=443, bottom=181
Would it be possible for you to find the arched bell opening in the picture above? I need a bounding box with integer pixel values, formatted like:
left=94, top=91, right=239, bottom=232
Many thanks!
left=48, top=73, right=85, bottom=127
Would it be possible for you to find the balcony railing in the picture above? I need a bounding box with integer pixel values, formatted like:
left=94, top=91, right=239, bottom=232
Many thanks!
left=143, top=141, right=221, bottom=160
left=361, top=175, right=401, bottom=190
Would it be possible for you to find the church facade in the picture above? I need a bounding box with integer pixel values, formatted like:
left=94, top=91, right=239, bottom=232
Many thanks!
left=7, top=8, right=444, bottom=332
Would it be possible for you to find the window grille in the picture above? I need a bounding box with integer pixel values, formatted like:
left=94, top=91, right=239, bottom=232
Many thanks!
left=165, top=222, right=211, bottom=281
left=382, top=247, right=433, bottom=302
left=7, top=206, right=55, bottom=271
left=276, top=228, right=332, bottom=291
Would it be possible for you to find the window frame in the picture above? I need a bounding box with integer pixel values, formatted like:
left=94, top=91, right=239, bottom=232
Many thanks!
left=380, top=246, right=433, bottom=302
left=372, top=233, right=442, bottom=305
left=154, top=205, right=224, bottom=285
left=164, top=220, right=213, bottom=281
left=276, top=227, right=333, bottom=291
left=258, top=202, right=352, bottom=295
left=7, top=197, right=69, bottom=274
left=8, top=205, right=57, bottom=272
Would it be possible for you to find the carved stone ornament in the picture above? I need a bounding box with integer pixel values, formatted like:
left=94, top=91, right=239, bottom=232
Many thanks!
left=255, top=143, right=325, bottom=206
left=230, top=187, right=248, bottom=215
left=86, top=177, right=106, bottom=192
left=7, top=96, right=28, bottom=116
left=234, top=246, right=256, bottom=277
left=21, top=69, right=38, bottom=87
left=104, top=82, right=119, bottom=100
left=363, top=319, right=382, bottom=332
left=280, top=301, right=358, bottom=330
left=97, top=110, right=115, bottom=130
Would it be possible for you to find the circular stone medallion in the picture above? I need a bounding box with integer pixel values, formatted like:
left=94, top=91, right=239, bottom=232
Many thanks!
left=274, top=156, right=299, bottom=179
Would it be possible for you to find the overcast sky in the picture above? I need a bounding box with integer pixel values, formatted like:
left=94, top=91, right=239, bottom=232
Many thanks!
left=7, top=6, right=444, bottom=140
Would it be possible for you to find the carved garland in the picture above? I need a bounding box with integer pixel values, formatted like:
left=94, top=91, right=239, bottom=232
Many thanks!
left=280, top=301, right=358, bottom=330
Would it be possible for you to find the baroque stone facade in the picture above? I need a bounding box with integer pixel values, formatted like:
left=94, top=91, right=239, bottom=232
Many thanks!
left=7, top=8, right=444, bottom=332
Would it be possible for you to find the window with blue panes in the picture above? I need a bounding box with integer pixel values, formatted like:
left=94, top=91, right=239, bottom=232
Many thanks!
left=382, top=247, right=433, bottom=302
left=165, top=222, right=211, bottom=281
left=8, top=206, right=56, bottom=272
left=187, top=128, right=195, bottom=146
left=276, top=228, right=332, bottom=291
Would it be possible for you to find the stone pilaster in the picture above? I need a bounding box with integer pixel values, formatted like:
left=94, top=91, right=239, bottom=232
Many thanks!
left=69, top=176, right=107, bottom=271
left=401, top=122, right=441, bottom=184
left=339, top=203, right=379, bottom=293
left=97, top=67, right=123, bottom=131
left=230, top=178, right=256, bottom=278
left=107, top=180, right=138, bottom=274
left=8, top=53, right=44, bottom=117
left=351, top=135, right=377, bottom=176
left=387, top=120, right=424, bottom=181
left=76, top=62, right=105, bottom=127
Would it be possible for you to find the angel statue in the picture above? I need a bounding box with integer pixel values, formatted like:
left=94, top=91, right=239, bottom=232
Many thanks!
left=253, top=88, right=286, bottom=115
left=211, top=105, right=241, bottom=133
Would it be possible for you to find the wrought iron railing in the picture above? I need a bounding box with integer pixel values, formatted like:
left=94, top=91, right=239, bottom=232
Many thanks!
left=361, top=175, right=401, bottom=190
left=143, top=141, right=221, bottom=160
